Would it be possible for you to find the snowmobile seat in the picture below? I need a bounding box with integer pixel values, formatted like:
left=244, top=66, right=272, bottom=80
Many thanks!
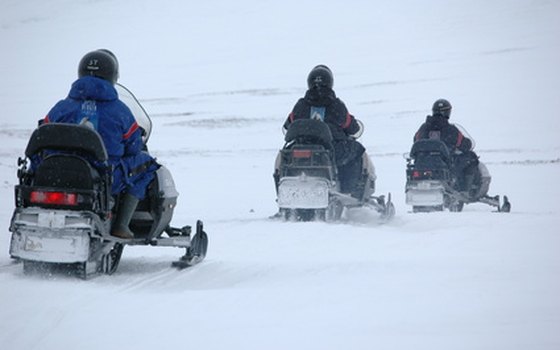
left=285, top=119, right=333, bottom=148
left=26, top=123, right=108, bottom=162
left=410, top=140, right=451, bottom=169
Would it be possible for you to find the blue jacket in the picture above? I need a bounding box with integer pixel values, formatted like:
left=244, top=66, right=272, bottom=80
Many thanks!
left=44, top=76, right=143, bottom=162
left=43, top=76, right=156, bottom=198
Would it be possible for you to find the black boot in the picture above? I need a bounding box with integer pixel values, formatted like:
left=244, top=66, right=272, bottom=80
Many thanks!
left=111, top=193, right=139, bottom=239
left=339, top=157, right=364, bottom=199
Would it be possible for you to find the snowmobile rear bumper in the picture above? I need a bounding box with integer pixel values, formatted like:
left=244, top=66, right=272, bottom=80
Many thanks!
left=9, top=208, right=100, bottom=263
left=405, top=180, right=445, bottom=206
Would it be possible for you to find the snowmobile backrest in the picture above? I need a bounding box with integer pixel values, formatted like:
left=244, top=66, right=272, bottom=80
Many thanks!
left=34, top=154, right=99, bottom=190
left=410, top=139, right=451, bottom=162
left=25, top=123, right=108, bottom=162
left=284, top=119, right=333, bottom=147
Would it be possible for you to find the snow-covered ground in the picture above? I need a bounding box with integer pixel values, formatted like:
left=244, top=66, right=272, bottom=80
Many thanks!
left=1, top=0, right=559, bottom=349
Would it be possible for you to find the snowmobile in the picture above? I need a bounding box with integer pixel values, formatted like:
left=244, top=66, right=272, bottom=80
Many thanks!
left=405, top=138, right=511, bottom=213
left=8, top=84, right=208, bottom=278
left=273, top=119, right=395, bottom=221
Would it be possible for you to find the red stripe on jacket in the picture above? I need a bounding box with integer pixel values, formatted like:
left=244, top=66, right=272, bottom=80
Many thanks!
left=123, top=122, right=139, bottom=140
left=456, top=132, right=464, bottom=148
left=342, top=113, right=352, bottom=129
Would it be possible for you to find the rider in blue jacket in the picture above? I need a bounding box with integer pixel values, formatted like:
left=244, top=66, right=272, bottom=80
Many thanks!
left=42, top=50, right=158, bottom=239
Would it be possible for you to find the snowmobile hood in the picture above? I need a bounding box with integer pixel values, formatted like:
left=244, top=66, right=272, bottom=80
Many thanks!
left=68, top=76, right=118, bottom=102
left=304, top=86, right=336, bottom=106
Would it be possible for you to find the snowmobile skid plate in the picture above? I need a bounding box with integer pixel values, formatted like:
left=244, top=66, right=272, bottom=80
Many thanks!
left=278, top=176, right=330, bottom=209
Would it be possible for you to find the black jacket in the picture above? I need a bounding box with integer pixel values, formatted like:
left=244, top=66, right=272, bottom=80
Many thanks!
left=414, top=115, right=472, bottom=153
left=283, top=87, right=361, bottom=141
left=283, top=87, right=364, bottom=166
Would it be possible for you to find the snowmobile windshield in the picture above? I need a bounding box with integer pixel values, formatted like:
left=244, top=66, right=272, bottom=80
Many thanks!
left=453, top=123, right=476, bottom=150
left=115, top=83, right=152, bottom=143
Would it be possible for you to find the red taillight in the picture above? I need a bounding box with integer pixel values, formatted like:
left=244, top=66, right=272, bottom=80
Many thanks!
left=293, top=149, right=312, bottom=158
left=30, top=191, right=78, bottom=206
left=412, top=170, right=432, bottom=179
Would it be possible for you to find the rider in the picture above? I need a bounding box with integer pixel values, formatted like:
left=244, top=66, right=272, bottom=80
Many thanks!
left=414, top=98, right=479, bottom=195
left=282, top=65, right=366, bottom=198
left=41, top=49, right=159, bottom=239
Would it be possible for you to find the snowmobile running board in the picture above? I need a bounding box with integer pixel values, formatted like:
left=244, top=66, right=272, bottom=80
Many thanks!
left=445, top=188, right=511, bottom=213
left=479, top=195, right=511, bottom=212
left=332, top=191, right=396, bottom=221
left=105, top=220, right=209, bottom=269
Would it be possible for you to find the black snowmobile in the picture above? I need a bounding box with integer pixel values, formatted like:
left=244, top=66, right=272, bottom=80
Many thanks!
left=405, top=139, right=511, bottom=213
left=273, top=119, right=395, bottom=221
left=8, top=84, right=208, bottom=278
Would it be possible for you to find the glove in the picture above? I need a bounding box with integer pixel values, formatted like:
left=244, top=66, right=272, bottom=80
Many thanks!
left=349, top=119, right=364, bottom=139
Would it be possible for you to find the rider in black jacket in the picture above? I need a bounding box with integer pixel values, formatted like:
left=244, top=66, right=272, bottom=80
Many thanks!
left=414, top=99, right=479, bottom=194
left=282, top=65, right=365, bottom=197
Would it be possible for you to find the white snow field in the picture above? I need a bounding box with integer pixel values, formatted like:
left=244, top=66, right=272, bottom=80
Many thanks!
left=1, top=0, right=559, bottom=349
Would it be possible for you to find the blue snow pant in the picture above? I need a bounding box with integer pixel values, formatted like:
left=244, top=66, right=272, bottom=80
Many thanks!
left=111, top=151, right=159, bottom=200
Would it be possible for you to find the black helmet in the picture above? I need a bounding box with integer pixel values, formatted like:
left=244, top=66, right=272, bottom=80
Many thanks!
left=78, top=50, right=119, bottom=84
left=97, top=48, right=120, bottom=81
left=307, top=65, right=333, bottom=89
left=432, top=98, right=452, bottom=118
